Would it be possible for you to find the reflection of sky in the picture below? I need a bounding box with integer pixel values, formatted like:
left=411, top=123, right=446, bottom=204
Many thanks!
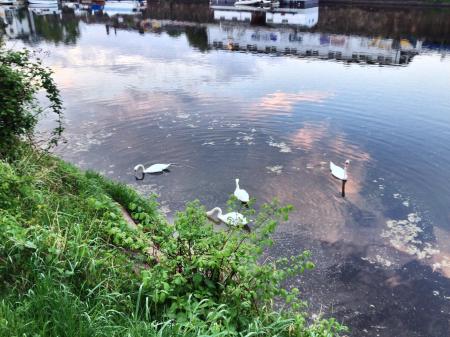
left=26, top=23, right=450, bottom=125
left=5, top=12, right=450, bottom=336
left=6, top=14, right=450, bottom=264
left=8, top=21, right=449, bottom=201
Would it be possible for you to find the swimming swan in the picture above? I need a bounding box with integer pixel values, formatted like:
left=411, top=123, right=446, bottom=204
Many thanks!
left=330, top=160, right=350, bottom=181
left=134, top=163, right=172, bottom=178
left=234, top=178, right=250, bottom=203
left=206, top=207, right=248, bottom=226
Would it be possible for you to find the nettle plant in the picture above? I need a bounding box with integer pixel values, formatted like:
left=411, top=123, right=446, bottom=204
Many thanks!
left=0, top=44, right=63, bottom=156
left=137, top=198, right=325, bottom=332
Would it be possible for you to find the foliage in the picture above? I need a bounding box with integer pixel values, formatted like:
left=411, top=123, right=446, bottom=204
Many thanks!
left=0, top=147, right=347, bottom=336
left=0, top=44, right=63, bottom=156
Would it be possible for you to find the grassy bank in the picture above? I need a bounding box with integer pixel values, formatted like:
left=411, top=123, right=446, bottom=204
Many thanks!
left=0, top=145, right=346, bottom=336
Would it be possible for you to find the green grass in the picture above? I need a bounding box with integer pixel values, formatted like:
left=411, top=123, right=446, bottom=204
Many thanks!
left=0, top=145, right=346, bottom=337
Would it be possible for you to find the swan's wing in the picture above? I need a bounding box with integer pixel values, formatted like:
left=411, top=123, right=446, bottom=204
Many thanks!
left=237, top=213, right=248, bottom=225
left=224, top=212, right=248, bottom=226
left=330, top=161, right=346, bottom=180
left=234, top=189, right=250, bottom=202
left=146, top=164, right=159, bottom=173
left=146, top=163, right=169, bottom=173
left=240, top=189, right=250, bottom=202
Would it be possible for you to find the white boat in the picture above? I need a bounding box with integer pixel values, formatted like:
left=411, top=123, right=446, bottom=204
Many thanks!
left=28, top=0, right=58, bottom=4
left=234, top=0, right=260, bottom=6
left=261, top=0, right=279, bottom=6
left=0, top=0, right=24, bottom=5
left=234, top=0, right=279, bottom=7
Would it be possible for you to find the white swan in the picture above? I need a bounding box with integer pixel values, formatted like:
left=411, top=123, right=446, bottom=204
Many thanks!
left=234, top=178, right=249, bottom=203
left=134, top=163, right=172, bottom=178
left=206, top=207, right=248, bottom=226
left=330, top=160, right=350, bottom=181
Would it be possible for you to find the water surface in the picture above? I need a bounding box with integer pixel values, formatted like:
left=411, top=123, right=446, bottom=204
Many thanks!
left=2, top=3, right=450, bottom=336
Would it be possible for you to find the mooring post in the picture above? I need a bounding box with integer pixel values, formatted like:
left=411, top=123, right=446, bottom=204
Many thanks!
left=341, top=179, right=347, bottom=197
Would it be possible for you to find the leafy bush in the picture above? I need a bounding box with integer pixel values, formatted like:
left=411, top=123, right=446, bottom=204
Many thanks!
left=0, top=44, right=63, bottom=156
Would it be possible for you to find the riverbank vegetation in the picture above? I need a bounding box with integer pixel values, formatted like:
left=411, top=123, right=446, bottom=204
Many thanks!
left=0, top=44, right=346, bottom=336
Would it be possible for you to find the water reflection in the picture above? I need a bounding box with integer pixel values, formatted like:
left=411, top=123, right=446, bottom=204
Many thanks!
left=2, top=3, right=450, bottom=337
left=2, top=2, right=448, bottom=63
left=208, top=24, right=421, bottom=65
left=0, top=6, right=78, bottom=43
left=208, top=1, right=421, bottom=65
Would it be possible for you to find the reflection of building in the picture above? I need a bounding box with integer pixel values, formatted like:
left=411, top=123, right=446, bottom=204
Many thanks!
left=1, top=5, right=433, bottom=65
left=208, top=2, right=424, bottom=64
left=0, top=6, right=32, bottom=38
left=207, top=24, right=422, bottom=65
left=0, top=7, right=79, bottom=44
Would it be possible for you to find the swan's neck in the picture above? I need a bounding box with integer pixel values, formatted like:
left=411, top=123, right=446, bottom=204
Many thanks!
left=208, top=207, right=222, bottom=217
left=135, top=164, right=145, bottom=171
left=235, top=179, right=240, bottom=189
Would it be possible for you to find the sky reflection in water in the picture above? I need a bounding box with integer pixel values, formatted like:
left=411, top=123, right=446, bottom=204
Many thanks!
left=2, top=4, right=450, bottom=336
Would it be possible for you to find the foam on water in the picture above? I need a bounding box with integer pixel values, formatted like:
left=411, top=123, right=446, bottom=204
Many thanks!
left=381, top=213, right=440, bottom=260
left=266, top=165, right=283, bottom=174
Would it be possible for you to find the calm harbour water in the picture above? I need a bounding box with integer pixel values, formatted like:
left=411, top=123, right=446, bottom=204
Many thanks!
left=2, top=3, right=450, bottom=336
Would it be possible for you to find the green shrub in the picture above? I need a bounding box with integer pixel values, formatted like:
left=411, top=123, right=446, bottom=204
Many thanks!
left=0, top=44, right=63, bottom=157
